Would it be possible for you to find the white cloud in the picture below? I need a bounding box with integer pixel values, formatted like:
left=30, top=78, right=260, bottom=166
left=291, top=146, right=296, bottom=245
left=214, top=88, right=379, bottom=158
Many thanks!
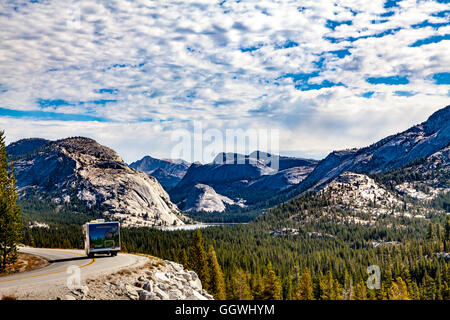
left=0, top=0, right=448, bottom=162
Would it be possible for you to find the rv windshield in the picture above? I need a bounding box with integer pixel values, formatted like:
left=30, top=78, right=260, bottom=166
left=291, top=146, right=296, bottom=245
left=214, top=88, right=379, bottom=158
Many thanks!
left=89, top=223, right=120, bottom=249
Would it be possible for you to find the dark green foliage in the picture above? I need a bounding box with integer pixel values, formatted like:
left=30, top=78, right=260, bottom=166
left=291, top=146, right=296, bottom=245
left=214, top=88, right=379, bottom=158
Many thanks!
left=0, top=130, right=23, bottom=272
left=20, top=160, right=450, bottom=300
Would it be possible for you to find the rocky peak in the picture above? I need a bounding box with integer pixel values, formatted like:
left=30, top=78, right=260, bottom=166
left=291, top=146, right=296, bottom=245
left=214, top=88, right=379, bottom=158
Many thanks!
left=9, top=137, right=189, bottom=227
left=54, top=137, right=123, bottom=163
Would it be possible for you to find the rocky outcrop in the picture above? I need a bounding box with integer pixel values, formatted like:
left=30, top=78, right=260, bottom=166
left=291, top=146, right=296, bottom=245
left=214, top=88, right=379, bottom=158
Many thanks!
left=182, top=184, right=239, bottom=213
left=137, top=261, right=213, bottom=300
left=324, top=172, right=403, bottom=209
left=310, top=172, right=431, bottom=225
left=8, top=137, right=189, bottom=227
left=129, top=156, right=190, bottom=190
left=71, top=257, right=214, bottom=300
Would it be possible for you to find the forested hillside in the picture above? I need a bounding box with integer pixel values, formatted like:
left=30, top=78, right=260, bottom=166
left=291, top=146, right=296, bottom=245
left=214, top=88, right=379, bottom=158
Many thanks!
left=22, top=185, right=450, bottom=300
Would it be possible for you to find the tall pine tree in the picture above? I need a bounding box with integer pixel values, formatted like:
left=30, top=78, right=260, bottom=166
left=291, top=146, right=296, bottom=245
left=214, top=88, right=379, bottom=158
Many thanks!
left=188, top=230, right=210, bottom=291
left=207, top=244, right=226, bottom=300
left=0, top=130, right=23, bottom=273
left=294, top=269, right=314, bottom=300
left=262, top=262, right=282, bottom=300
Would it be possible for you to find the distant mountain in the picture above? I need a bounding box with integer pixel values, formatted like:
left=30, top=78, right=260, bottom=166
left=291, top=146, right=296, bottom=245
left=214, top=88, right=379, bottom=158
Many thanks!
left=170, top=151, right=318, bottom=211
left=295, top=105, right=450, bottom=194
left=129, top=156, right=190, bottom=189
left=8, top=137, right=189, bottom=227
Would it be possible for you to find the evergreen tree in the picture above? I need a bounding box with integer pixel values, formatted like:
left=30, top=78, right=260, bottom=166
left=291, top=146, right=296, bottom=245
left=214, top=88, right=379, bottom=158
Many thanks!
left=388, top=277, right=410, bottom=300
left=319, top=271, right=342, bottom=300
left=251, top=272, right=264, bottom=300
left=188, top=230, right=210, bottom=291
left=207, top=244, right=226, bottom=300
left=232, top=269, right=253, bottom=300
left=421, top=273, right=436, bottom=300
left=408, top=281, right=420, bottom=300
left=353, top=280, right=367, bottom=300
left=0, top=131, right=23, bottom=273
left=426, top=222, right=434, bottom=240
left=262, top=262, right=282, bottom=300
left=294, top=269, right=314, bottom=300
left=445, top=215, right=450, bottom=252
left=178, top=248, right=188, bottom=268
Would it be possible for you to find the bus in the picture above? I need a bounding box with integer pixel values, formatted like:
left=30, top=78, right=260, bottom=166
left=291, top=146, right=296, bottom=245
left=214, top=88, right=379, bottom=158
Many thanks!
left=83, top=220, right=121, bottom=257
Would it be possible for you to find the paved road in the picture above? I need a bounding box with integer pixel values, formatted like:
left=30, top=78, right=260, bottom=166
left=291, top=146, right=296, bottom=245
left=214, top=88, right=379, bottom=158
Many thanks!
left=0, top=247, right=147, bottom=299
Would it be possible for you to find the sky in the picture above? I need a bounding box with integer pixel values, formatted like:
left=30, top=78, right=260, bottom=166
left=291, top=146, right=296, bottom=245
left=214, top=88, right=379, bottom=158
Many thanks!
left=0, top=0, right=449, bottom=163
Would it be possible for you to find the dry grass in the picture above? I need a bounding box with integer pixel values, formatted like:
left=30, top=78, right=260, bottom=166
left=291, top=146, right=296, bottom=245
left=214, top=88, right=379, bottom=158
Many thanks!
left=0, top=253, right=49, bottom=277
left=143, top=259, right=165, bottom=270
left=116, top=268, right=132, bottom=276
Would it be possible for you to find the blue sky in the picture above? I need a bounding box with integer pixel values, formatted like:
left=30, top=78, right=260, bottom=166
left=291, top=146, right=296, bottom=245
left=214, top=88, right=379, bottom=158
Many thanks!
left=0, top=0, right=449, bottom=163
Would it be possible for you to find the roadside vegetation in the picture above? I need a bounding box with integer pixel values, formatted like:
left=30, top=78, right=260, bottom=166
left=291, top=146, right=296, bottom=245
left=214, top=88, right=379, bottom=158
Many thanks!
left=0, top=131, right=23, bottom=273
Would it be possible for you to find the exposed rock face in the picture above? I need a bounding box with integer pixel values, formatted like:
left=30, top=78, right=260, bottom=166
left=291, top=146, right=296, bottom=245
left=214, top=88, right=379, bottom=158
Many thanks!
left=170, top=151, right=318, bottom=209
left=137, top=261, right=213, bottom=300
left=182, top=184, right=238, bottom=213
left=307, top=171, right=431, bottom=225
left=246, top=165, right=315, bottom=192
left=324, top=172, right=402, bottom=208
left=129, top=156, right=190, bottom=190
left=62, top=256, right=213, bottom=300
left=8, top=137, right=188, bottom=227
left=296, top=105, right=450, bottom=194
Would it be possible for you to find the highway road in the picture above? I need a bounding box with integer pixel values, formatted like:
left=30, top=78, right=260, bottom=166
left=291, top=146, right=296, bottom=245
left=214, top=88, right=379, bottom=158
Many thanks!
left=0, top=247, right=148, bottom=299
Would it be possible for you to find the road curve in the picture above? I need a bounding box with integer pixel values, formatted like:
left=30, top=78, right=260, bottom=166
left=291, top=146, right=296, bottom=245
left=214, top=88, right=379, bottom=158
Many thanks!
left=0, top=247, right=148, bottom=299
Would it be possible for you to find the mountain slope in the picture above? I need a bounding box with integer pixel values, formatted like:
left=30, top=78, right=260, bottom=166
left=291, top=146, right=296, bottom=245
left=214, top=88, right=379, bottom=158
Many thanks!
left=6, top=138, right=50, bottom=160
left=295, top=105, right=450, bottom=194
left=8, top=137, right=189, bottom=227
left=182, top=184, right=238, bottom=213
left=170, top=152, right=318, bottom=209
left=129, top=156, right=190, bottom=189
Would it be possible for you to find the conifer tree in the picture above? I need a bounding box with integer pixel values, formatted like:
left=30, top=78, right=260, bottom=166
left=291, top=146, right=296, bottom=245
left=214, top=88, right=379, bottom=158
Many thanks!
left=421, top=273, right=436, bottom=300
left=388, top=277, right=410, bottom=300
left=445, top=215, right=450, bottom=252
left=319, top=270, right=342, bottom=300
left=262, top=262, right=282, bottom=300
left=251, top=272, right=264, bottom=300
left=408, top=281, right=420, bottom=300
left=207, top=244, right=226, bottom=300
left=353, top=280, right=367, bottom=300
left=178, top=248, right=188, bottom=268
left=294, top=269, right=314, bottom=300
left=426, top=222, right=434, bottom=240
left=188, top=230, right=210, bottom=291
left=232, top=268, right=253, bottom=300
left=0, top=131, right=23, bottom=273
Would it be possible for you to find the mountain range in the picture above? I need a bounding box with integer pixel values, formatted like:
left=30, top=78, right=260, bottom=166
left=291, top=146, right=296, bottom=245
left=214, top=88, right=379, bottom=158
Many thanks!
left=6, top=104, right=450, bottom=225
left=129, top=156, right=190, bottom=190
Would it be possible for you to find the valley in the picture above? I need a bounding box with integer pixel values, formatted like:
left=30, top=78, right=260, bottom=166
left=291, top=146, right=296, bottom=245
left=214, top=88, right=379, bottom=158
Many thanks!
left=4, top=105, right=450, bottom=300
